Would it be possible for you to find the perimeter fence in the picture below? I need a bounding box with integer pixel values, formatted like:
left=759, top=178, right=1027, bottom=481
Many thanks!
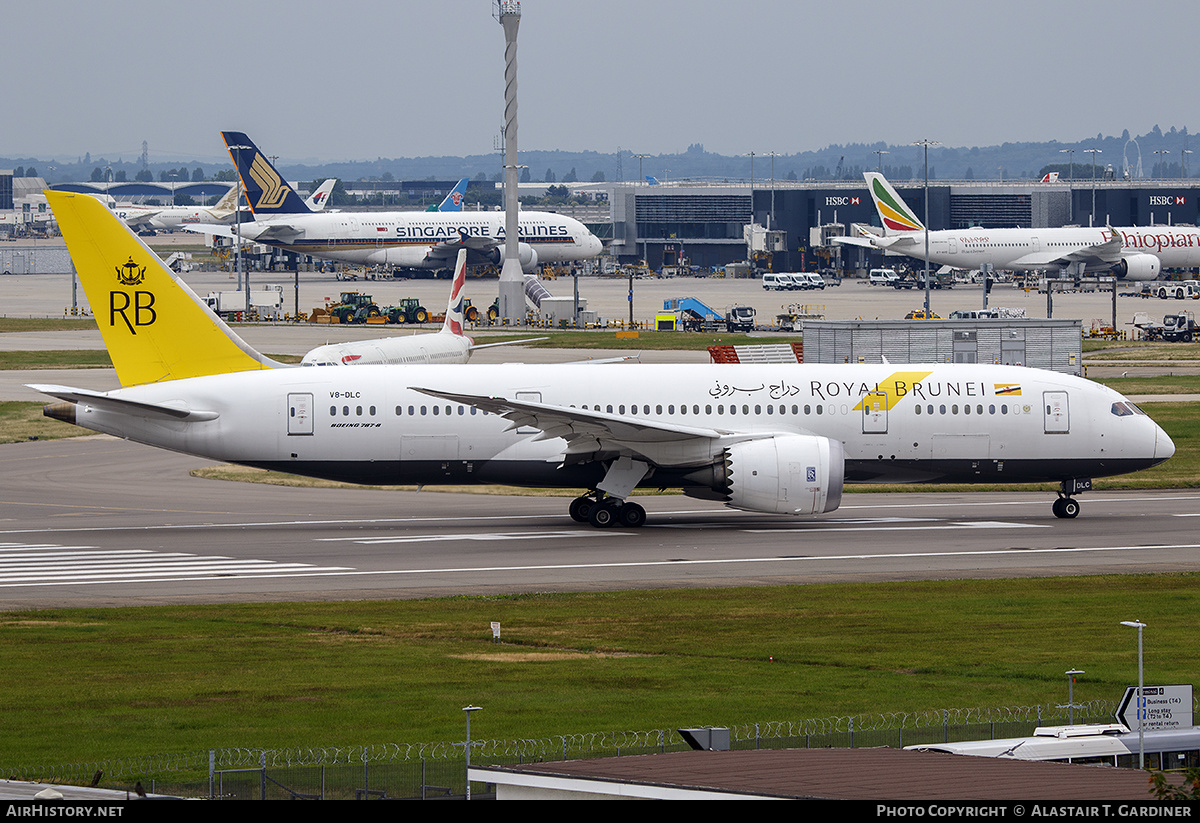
left=5, top=699, right=1137, bottom=800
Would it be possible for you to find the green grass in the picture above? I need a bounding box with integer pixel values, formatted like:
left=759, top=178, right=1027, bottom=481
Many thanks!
left=1094, top=376, right=1200, bottom=394
left=0, top=350, right=113, bottom=370
left=0, top=317, right=98, bottom=332
left=2, top=575, right=1198, bottom=768
left=493, top=329, right=769, bottom=349
left=0, top=401, right=93, bottom=444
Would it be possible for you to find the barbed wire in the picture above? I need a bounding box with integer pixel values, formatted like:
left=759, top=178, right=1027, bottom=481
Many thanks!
left=0, top=699, right=1142, bottom=783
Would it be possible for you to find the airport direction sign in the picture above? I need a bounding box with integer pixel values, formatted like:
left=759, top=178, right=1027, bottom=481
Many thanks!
left=1117, top=685, right=1193, bottom=731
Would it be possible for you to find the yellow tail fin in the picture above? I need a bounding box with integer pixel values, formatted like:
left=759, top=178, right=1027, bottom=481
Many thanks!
left=47, top=191, right=278, bottom=386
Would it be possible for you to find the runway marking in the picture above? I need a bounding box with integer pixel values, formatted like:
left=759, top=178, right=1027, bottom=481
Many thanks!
left=4, top=541, right=1198, bottom=590
left=1, top=493, right=1196, bottom=538
left=317, top=530, right=621, bottom=545
left=0, top=543, right=352, bottom=588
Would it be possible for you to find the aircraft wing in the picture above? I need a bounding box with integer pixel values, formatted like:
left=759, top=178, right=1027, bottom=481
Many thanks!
left=241, top=222, right=304, bottom=242
left=1010, top=230, right=1123, bottom=269
left=410, top=386, right=780, bottom=468
left=830, top=235, right=879, bottom=250
left=422, top=233, right=501, bottom=264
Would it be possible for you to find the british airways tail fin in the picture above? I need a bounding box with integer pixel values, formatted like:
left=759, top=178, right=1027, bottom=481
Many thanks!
left=864, top=172, right=925, bottom=234
left=442, top=249, right=469, bottom=336
left=45, top=190, right=281, bottom=387
left=305, top=179, right=336, bottom=212
left=221, top=131, right=312, bottom=216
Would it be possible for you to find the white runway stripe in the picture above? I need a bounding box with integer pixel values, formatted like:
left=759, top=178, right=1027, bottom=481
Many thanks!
left=0, top=543, right=352, bottom=587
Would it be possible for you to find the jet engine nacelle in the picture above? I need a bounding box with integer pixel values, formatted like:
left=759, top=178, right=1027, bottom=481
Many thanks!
left=721, top=435, right=844, bottom=515
left=1112, top=253, right=1161, bottom=281
left=489, top=243, right=539, bottom=273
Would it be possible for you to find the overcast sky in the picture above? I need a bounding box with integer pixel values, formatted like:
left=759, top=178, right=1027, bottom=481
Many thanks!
left=6, top=0, right=1195, bottom=165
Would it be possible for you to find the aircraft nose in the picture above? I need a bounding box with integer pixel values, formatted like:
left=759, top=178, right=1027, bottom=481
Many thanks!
left=1155, top=423, right=1176, bottom=462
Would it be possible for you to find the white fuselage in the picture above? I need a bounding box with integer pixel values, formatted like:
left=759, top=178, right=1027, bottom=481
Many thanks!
left=238, top=210, right=602, bottom=269
left=301, top=331, right=471, bottom=367
left=66, top=362, right=1172, bottom=494
left=879, top=225, right=1200, bottom=277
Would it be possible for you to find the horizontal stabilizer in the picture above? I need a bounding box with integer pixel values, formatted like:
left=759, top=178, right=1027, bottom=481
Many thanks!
left=28, top=384, right=220, bottom=422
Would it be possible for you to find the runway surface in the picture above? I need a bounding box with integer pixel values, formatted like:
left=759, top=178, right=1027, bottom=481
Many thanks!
left=2, top=435, right=1197, bottom=609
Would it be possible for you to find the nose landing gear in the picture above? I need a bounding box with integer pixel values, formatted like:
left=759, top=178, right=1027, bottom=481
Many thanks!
left=1052, top=478, right=1091, bottom=519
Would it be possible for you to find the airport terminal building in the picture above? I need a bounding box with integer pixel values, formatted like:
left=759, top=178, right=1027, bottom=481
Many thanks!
left=605, top=178, right=1200, bottom=272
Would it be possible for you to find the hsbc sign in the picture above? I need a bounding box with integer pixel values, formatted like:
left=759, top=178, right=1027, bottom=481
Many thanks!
left=826, top=196, right=862, bottom=206
left=1149, top=196, right=1186, bottom=206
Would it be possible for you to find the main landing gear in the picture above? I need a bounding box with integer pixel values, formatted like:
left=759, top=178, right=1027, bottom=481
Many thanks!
left=1052, top=478, right=1091, bottom=519
left=569, top=492, right=647, bottom=529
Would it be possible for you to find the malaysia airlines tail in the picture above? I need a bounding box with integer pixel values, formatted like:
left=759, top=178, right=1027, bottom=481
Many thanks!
left=305, top=179, right=337, bottom=212
left=44, top=191, right=281, bottom=386
left=864, top=172, right=926, bottom=235
left=221, top=131, right=313, bottom=216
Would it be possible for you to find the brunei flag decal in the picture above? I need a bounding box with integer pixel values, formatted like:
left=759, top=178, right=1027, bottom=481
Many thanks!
left=994, top=384, right=1022, bottom=396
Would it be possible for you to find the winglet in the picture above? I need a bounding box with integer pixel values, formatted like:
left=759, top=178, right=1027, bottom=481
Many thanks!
left=46, top=190, right=280, bottom=386
left=221, top=131, right=312, bottom=216
left=864, top=172, right=925, bottom=234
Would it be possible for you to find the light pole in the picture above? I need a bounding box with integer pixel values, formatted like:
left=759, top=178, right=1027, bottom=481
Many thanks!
left=1085, top=148, right=1102, bottom=226
left=1060, top=149, right=1075, bottom=222
left=1120, top=620, right=1146, bottom=769
left=226, top=141, right=252, bottom=299
left=1182, top=149, right=1193, bottom=180
left=1063, top=668, right=1084, bottom=725
left=1154, top=149, right=1169, bottom=180
left=874, top=149, right=888, bottom=172
left=634, top=154, right=650, bottom=184
left=462, top=704, right=482, bottom=800
left=913, top=139, right=939, bottom=317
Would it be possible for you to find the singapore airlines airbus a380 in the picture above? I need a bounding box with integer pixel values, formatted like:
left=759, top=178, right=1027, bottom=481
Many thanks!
left=36, top=192, right=1173, bottom=528
left=210, top=132, right=602, bottom=274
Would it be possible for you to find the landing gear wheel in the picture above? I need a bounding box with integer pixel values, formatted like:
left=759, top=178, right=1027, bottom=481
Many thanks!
left=569, top=496, right=593, bottom=524
left=1053, top=497, right=1080, bottom=519
left=618, top=502, right=647, bottom=528
left=588, top=501, right=619, bottom=528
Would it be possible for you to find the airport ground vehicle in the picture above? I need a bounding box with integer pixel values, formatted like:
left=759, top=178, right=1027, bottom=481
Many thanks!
left=663, top=298, right=756, bottom=332
left=461, top=298, right=500, bottom=323
left=905, top=724, right=1200, bottom=771
left=203, top=286, right=284, bottom=319
left=895, top=270, right=954, bottom=290
left=793, top=273, right=826, bottom=290
left=384, top=297, right=430, bottom=324
left=1151, top=281, right=1200, bottom=300
left=326, top=292, right=381, bottom=324
left=762, top=273, right=798, bottom=290
left=1161, top=312, right=1198, bottom=342
left=868, top=268, right=901, bottom=286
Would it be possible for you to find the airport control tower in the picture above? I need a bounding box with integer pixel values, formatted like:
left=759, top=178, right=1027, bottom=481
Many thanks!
left=495, top=0, right=523, bottom=324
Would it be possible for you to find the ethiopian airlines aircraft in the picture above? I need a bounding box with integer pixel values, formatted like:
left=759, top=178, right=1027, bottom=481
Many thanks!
left=837, top=172, right=1191, bottom=280
left=212, top=132, right=602, bottom=273
left=35, top=192, right=1173, bottom=527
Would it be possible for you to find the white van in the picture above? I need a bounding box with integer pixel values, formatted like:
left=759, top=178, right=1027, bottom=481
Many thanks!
left=762, top=273, right=797, bottom=290
left=868, top=268, right=900, bottom=286
left=794, top=273, right=825, bottom=290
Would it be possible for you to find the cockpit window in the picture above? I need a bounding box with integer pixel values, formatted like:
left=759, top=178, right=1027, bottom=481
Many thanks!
left=1110, top=402, right=1133, bottom=417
